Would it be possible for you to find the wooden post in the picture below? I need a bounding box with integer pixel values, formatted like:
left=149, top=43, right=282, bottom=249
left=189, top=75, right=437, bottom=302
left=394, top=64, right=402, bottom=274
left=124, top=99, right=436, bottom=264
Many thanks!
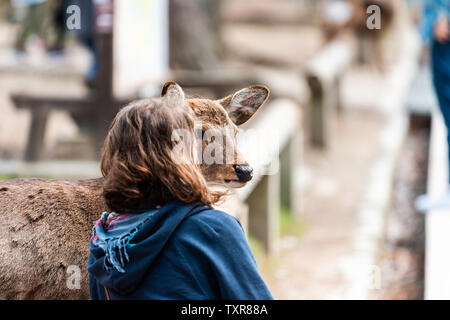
left=280, top=128, right=303, bottom=215
left=247, top=169, right=280, bottom=254
left=24, top=108, right=49, bottom=161
left=305, top=37, right=356, bottom=148
left=280, top=142, right=292, bottom=211
left=307, top=75, right=328, bottom=148
left=93, top=0, right=115, bottom=155
left=93, top=32, right=114, bottom=154
left=169, top=0, right=222, bottom=70
left=334, top=76, right=342, bottom=113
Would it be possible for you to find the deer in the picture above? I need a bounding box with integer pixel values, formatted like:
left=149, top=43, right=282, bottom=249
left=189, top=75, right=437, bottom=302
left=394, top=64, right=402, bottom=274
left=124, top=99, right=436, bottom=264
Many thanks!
left=0, top=82, right=269, bottom=299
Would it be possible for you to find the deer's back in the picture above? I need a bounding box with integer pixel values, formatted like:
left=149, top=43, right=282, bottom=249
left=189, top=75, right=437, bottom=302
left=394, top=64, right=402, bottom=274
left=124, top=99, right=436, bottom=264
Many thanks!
left=0, top=178, right=106, bottom=299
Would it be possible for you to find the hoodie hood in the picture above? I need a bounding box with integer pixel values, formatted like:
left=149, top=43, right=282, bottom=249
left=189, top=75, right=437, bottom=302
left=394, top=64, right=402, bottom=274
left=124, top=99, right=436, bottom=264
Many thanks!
left=87, top=201, right=211, bottom=295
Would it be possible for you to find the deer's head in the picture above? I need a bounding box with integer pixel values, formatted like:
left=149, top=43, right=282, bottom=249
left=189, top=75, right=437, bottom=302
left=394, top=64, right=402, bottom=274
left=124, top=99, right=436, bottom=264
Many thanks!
left=161, top=81, right=270, bottom=188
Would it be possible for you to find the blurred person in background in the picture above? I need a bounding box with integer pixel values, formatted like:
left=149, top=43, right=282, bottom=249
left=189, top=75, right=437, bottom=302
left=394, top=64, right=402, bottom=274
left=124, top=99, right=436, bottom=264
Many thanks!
left=12, top=0, right=48, bottom=54
left=12, top=0, right=67, bottom=55
left=11, top=0, right=98, bottom=88
left=46, top=0, right=67, bottom=54
left=416, top=0, right=450, bottom=212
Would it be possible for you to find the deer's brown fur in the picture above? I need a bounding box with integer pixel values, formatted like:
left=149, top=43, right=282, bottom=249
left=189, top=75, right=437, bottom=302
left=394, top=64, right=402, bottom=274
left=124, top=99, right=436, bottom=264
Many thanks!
left=0, top=178, right=104, bottom=299
left=0, top=82, right=269, bottom=299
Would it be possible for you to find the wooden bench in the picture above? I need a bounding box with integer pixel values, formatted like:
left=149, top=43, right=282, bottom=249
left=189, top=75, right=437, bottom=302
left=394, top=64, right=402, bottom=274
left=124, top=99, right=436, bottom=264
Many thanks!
left=304, top=35, right=356, bottom=148
left=13, top=65, right=307, bottom=162
left=11, top=92, right=130, bottom=161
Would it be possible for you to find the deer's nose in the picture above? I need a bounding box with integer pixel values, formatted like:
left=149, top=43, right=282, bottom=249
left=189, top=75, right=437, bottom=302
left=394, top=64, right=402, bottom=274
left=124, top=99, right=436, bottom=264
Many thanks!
left=234, top=165, right=253, bottom=182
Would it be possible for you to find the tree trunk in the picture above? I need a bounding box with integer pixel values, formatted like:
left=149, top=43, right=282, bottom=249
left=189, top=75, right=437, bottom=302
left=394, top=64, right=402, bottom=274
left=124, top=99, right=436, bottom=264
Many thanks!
left=169, top=0, right=222, bottom=70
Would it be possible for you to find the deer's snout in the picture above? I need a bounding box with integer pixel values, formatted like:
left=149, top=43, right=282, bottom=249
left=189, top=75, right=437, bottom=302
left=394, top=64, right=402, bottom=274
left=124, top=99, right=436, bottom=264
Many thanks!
left=234, top=165, right=253, bottom=182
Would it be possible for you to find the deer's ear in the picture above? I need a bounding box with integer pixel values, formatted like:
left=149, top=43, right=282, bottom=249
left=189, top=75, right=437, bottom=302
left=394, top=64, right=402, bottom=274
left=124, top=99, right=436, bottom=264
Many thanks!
left=218, top=85, right=270, bottom=125
left=161, top=81, right=185, bottom=106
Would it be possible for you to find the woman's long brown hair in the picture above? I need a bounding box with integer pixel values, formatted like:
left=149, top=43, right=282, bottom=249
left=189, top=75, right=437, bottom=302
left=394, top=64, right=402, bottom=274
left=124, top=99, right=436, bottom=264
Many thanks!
left=100, top=98, right=224, bottom=213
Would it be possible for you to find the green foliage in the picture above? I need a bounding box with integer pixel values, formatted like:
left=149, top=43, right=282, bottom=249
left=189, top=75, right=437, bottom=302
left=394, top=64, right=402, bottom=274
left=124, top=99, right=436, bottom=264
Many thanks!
left=247, top=206, right=305, bottom=260
left=248, top=233, right=264, bottom=261
left=247, top=232, right=279, bottom=278
left=279, top=205, right=305, bottom=237
left=0, top=174, right=19, bottom=181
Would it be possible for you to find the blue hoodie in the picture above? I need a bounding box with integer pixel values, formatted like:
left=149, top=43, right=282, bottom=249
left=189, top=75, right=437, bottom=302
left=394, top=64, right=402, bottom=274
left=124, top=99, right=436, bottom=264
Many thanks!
left=87, top=201, right=274, bottom=300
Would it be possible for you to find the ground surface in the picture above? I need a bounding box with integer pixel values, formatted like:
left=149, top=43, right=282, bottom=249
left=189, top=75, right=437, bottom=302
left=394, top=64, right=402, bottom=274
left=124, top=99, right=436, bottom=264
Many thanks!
left=375, top=117, right=428, bottom=300
left=257, top=108, right=385, bottom=299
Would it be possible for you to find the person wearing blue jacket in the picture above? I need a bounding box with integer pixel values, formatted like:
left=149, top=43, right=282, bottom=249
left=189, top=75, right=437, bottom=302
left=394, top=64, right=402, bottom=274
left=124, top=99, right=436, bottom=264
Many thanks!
left=416, top=0, right=450, bottom=211
left=419, top=0, right=450, bottom=44
left=87, top=83, right=273, bottom=300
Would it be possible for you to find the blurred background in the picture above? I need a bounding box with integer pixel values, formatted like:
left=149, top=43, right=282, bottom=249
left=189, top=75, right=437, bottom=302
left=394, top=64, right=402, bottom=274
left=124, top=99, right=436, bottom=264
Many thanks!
left=0, top=0, right=446, bottom=299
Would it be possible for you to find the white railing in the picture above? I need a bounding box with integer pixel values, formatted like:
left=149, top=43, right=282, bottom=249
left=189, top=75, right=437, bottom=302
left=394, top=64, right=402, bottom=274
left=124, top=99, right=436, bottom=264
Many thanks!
left=217, top=98, right=303, bottom=254
left=425, top=112, right=450, bottom=299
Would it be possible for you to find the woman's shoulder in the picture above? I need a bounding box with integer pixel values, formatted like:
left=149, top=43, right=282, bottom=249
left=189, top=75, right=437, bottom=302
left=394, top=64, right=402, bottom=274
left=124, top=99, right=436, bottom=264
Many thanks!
left=190, top=207, right=241, bottom=224
left=175, top=207, right=245, bottom=241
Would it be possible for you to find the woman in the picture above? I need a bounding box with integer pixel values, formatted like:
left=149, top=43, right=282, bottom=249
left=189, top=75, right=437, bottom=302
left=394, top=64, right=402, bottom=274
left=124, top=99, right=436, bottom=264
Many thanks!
left=416, top=0, right=450, bottom=212
left=87, top=84, right=273, bottom=300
